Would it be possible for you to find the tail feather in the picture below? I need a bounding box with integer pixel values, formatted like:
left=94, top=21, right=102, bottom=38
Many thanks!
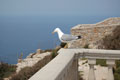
left=77, top=36, right=81, bottom=39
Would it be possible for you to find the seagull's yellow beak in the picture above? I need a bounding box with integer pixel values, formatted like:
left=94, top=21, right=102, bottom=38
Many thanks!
left=52, top=32, right=55, bottom=34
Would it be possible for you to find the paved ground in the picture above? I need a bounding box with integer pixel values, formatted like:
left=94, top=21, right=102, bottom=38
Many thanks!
left=78, top=59, right=108, bottom=80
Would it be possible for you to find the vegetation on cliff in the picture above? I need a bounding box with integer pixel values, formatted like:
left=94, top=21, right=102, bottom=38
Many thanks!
left=10, top=55, right=52, bottom=80
left=0, top=47, right=60, bottom=80
left=10, top=48, right=60, bottom=80
left=114, top=60, right=120, bottom=80
left=0, top=62, right=16, bottom=80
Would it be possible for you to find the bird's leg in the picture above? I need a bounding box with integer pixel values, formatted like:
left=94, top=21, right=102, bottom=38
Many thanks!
left=64, top=43, right=68, bottom=48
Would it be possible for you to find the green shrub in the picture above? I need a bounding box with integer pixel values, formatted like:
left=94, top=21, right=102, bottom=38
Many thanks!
left=116, top=60, right=120, bottom=68
left=116, top=67, right=120, bottom=74
left=10, top=55, right=52, bottom=80
left=96, top=59, right=107, bottom=66
left=0, top=62, right=16, bottom=79
left=81, top=58, right=87, bottom=60
left=114, top=60, right=120, bottom=80
left=84, top=44, right=89, bottom=49
left=51, top=48, right=59, bottom=59
left=114, top=73, right=120, bottom=80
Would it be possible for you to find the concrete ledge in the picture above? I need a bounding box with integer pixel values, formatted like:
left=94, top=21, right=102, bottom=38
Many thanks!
left=29, top=49, right=75, bottom=80
left=59, top=48, right=120, bottom=59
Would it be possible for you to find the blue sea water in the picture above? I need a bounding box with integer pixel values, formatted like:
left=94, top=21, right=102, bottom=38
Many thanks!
left=0, top=15, right=118, bottom=64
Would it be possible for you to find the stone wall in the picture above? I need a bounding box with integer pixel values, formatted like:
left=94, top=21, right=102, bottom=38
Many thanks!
left=70, top=17, right=120, bottom=49
left=29, top=49, right=79, bottom=80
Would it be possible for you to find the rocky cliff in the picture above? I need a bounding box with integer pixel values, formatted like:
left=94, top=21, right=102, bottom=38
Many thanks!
left=16, top=49, right=51, bottom=72
left=70, top=17, right=120, bottom=49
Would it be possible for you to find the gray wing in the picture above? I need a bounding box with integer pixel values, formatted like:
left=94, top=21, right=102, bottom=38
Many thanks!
left=61, top=34, right=78, bottom=41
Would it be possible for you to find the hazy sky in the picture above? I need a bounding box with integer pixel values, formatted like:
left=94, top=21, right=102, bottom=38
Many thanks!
left=0, top=0, right=120, bottom=16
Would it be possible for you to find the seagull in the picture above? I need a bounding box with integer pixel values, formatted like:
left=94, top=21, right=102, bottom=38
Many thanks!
left=52, top=28, right=81, bottom=43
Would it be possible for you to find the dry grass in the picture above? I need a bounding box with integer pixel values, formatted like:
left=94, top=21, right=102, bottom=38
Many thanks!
left=10, top=55, right=52, bottom=80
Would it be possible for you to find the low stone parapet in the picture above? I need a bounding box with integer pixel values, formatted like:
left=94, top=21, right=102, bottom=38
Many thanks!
left=29, top=48, right=120, bottom=80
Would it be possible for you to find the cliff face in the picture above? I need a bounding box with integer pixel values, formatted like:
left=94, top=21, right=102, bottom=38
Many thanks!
left=16, top=49, right=51, bottom=72
left=70, top=17, right=120, bottom=49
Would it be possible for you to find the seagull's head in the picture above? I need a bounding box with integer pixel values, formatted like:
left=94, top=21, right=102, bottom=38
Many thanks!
left=52, top=28, right=60, bottom=34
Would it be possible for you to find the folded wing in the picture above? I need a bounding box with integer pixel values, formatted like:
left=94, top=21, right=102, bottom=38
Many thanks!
left=61, top=34, right=78, bottom=41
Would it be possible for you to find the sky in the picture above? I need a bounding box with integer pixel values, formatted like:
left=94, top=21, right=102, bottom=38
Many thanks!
left=0, top=0, right=120, bottom=16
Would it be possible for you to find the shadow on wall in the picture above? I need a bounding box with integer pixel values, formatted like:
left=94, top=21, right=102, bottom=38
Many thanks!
left=101, top=25, right=120, bottom=50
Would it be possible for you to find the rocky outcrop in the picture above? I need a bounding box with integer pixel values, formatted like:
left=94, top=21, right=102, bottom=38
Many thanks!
left=70, top=17, right=120, bottom=49
left=16, top=49, right=51, bottom=72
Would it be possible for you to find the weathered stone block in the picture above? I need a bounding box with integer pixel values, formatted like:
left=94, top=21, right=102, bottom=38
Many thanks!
left=70, top=17, right=120, bottom=49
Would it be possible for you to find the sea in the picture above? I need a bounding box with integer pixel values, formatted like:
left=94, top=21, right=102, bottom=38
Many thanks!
left=0, top=15, right=119, bottom=64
